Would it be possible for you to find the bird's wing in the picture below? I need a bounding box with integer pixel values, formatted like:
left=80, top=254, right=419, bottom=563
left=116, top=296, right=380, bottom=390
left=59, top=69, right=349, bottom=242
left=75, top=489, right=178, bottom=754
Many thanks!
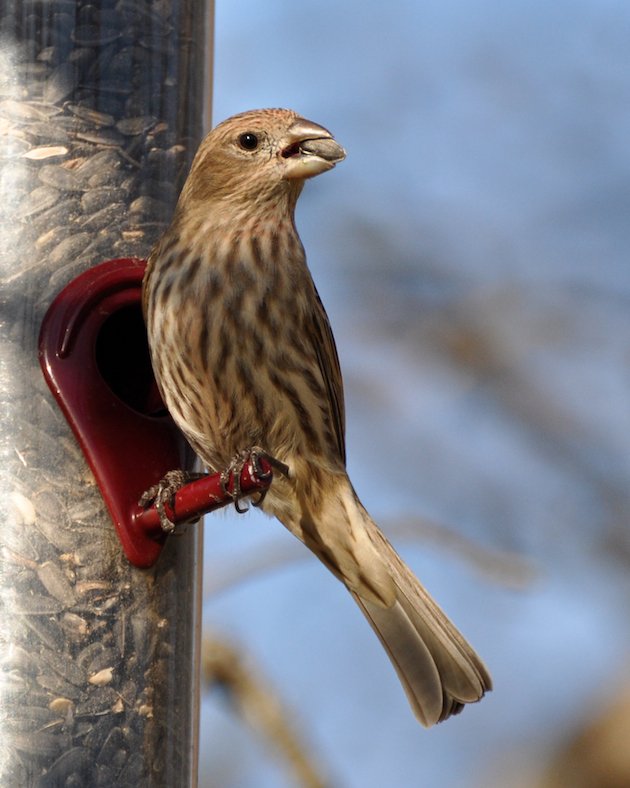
left=310, top=284, right=346, bottom=464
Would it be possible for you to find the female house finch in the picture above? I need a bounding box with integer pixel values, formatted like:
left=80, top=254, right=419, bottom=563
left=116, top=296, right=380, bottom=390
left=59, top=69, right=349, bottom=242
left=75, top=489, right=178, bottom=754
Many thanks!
left=143, top=108, right=491, bottom=726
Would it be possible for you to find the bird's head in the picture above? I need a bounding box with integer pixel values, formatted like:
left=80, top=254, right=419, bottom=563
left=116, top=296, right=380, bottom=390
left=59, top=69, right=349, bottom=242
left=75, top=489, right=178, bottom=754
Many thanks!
left=179, top=108, right=346, bottom=215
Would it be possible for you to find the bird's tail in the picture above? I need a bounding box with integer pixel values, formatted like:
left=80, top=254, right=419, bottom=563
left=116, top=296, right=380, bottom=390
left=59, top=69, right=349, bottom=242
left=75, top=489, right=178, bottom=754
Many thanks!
left=302, top=478, right=492, bottom=727
left=351, top=518, right=492, bottom=726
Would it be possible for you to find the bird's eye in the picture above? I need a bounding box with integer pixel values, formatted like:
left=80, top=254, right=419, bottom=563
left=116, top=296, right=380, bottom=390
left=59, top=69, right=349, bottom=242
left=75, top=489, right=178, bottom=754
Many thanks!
left=238, top=132, right=259, bottom=151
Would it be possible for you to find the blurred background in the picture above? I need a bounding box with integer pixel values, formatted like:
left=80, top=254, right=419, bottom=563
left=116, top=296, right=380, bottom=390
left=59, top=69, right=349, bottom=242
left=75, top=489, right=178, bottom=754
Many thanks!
left=199, top=1, right=630, bottom=786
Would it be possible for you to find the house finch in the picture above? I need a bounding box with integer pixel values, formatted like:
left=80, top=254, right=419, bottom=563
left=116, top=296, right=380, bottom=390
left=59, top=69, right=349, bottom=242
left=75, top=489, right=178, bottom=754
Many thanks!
left=143, top=108, right=491, bottom=726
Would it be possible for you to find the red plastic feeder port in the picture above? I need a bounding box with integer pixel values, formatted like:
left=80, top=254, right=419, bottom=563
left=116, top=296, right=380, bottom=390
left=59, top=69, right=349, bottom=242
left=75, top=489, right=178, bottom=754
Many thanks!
left=38, top=258, right=273, bottom=567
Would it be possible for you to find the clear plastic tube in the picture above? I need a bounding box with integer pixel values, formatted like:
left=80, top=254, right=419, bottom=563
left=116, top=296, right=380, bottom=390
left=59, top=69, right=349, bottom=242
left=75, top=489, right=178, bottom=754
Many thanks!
left=0, top=2, right=212, bottom=784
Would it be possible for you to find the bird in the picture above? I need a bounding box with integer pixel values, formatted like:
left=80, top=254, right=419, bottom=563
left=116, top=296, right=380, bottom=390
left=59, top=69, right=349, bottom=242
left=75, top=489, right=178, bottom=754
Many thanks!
left=142, top=108, right=492, bottom=726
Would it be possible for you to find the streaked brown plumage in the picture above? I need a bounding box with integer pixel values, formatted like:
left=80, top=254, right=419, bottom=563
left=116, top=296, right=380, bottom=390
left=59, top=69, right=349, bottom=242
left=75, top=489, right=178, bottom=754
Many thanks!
left=143, top=108, right=492, bottom=726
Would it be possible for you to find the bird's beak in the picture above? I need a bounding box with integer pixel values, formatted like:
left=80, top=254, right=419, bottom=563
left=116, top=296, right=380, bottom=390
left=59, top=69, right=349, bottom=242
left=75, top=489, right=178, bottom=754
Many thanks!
left=280, top=118, right=346, bottom=180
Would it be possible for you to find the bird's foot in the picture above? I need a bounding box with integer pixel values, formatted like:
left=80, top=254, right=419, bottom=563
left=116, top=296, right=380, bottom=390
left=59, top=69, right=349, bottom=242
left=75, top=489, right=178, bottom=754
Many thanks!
left=220, top=447, right=289, bottom=513
left=139, top=469, right=206, bottom=533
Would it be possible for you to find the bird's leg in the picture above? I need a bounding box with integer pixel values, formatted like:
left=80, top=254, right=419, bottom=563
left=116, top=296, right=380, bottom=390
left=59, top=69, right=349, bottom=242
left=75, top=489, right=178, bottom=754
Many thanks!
left=139, top=469, right=206, bottom=533
left=250, top=448, right=290, bottom=508
left=220, top=447, right=290, bottom=513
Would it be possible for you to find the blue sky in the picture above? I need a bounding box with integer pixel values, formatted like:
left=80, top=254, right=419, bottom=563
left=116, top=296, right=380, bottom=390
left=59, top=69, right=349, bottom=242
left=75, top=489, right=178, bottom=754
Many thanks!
left=200, top=2, right=630, bottom=785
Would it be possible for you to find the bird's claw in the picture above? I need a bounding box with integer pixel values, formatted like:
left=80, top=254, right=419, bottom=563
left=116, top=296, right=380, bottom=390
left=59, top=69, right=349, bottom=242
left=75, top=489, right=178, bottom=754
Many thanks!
left=220, top=447, right=289, bottom=513
left=139, top=469, right=205, bottom=533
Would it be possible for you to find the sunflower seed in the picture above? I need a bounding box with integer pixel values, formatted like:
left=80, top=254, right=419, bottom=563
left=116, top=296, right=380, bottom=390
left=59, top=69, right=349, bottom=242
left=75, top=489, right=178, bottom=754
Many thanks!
left=116, top=115, right=156, bottom=136
left=65, top=103, right=115, bottom=127
left=36, top=561, right=77, bottom=606
left=23, top=144, right=69, bottom=160
left=43, top=62, right=80, bottom=104
left=19, top=185, right=61, bottom=217
left=38, top=163, right=86, bottom=191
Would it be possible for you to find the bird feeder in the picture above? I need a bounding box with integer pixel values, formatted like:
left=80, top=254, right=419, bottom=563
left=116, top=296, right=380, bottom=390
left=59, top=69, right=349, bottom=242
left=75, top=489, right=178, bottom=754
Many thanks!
left=0, top=2, right=213, bottom=784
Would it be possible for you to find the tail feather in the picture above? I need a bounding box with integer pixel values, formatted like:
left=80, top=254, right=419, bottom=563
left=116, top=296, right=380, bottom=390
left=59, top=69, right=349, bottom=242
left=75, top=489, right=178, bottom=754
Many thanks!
left=288, top=474, right=491, bottom=726
left=352, top=594, right=447, bottom=725
left=352, top=515, right=491, bottom=727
